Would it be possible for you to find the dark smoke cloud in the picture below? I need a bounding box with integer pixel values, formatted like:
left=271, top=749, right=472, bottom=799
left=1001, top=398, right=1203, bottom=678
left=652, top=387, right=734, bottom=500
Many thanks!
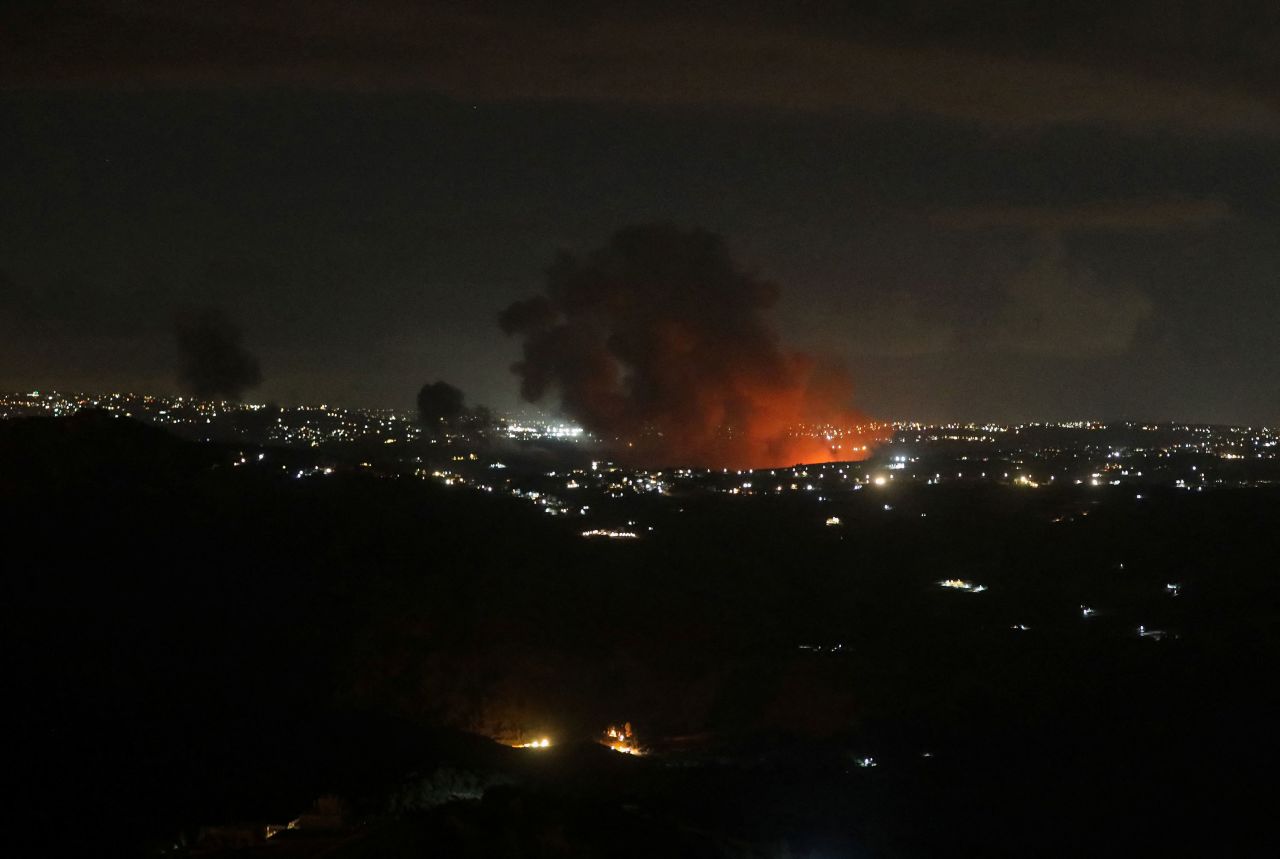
left=417, top=380, right=466, bottom=426
left=174, top=308, right=262, bottom=401
left=500, top=224, right=879, bottom=468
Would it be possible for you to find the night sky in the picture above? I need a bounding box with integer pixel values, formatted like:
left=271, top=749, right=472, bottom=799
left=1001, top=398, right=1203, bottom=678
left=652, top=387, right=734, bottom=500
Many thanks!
left=2, top=1, right=1277, bottom=424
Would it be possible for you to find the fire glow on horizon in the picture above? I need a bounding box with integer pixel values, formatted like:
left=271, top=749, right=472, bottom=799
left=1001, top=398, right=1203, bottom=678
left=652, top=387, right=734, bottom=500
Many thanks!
left=603, top=723, right=642, bottom=755
left=501, top=225, right=887, bottom=470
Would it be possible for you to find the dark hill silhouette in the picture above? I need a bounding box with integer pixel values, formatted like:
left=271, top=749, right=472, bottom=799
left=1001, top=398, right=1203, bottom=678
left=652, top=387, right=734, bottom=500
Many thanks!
left=4, top=415, right=1277, bottom=855
left=0, top=409, right=213, bottom=491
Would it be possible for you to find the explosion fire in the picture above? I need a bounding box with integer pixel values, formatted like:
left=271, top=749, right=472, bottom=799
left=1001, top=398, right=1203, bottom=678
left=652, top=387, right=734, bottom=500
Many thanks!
left=500, top=224, right=886, bottom=470
left=602, top=722, right=642, bottom=755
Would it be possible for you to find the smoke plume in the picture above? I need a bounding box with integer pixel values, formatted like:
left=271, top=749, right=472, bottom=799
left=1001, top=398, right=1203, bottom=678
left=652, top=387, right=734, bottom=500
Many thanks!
left=417, top=380, right=466, bottom=424
left=500, top=224, right=880, bottom=468
left=175, top=308, right=262, bottom=401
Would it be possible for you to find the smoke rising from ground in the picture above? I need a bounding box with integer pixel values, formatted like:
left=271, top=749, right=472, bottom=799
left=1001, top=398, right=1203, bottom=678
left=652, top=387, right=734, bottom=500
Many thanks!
left=417, top=380, right=466, bottom=426
left=500, top=224, right=880, bottom=468
left=175, top=308, right=262, bottom=401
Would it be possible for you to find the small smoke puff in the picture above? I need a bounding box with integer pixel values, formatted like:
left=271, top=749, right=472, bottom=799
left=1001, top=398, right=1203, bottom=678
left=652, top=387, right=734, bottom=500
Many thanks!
left=500, top=224, right=878, bottom=468
left=175, top=308, right=262, bottom=401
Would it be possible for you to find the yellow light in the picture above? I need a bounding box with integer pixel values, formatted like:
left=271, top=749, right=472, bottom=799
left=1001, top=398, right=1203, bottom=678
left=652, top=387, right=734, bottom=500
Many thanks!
left=601, top=723, right=642, bottom=755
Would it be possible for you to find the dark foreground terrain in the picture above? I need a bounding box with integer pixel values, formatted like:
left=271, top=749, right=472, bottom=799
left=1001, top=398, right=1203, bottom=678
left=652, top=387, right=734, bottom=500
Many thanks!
left=6, top=412, right=1279, bottom=855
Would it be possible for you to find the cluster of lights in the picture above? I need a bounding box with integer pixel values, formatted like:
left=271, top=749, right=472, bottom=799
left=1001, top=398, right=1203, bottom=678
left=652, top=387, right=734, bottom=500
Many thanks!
left=581, top=529, right=639, bottom=539
left=939, top=579, right=988, bottom=593
left=503, top=422, right=586, bottom=440
left=0, top=390, right=421, bottom=446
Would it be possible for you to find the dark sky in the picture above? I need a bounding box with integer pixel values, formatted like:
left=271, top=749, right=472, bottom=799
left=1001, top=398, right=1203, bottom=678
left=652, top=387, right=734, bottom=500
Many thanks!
left=2, top=1, right=1277, bottom=424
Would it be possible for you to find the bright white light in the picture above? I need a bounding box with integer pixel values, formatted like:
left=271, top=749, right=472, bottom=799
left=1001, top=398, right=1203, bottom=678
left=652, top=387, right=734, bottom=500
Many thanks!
left=581, top=529, right=639, bottom=539
left=939, top=579, right=986, bottom=593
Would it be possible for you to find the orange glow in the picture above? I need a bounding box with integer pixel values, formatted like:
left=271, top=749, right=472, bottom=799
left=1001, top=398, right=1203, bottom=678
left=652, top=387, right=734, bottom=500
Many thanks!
left=602, top=722, right=642, bottom=755
left=500, top=225, right=888, bottom=471
left=608, top=353, right=890, bottom=469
